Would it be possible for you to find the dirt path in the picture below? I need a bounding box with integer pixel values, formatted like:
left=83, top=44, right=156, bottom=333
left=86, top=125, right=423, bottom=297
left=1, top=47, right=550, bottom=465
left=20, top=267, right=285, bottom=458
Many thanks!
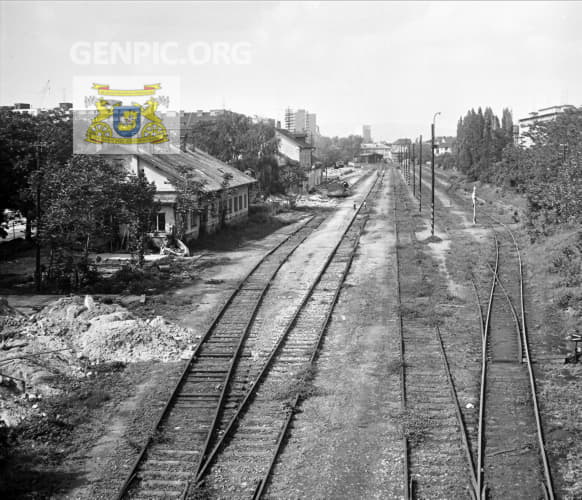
left=268, top=170, right=404, bottom=499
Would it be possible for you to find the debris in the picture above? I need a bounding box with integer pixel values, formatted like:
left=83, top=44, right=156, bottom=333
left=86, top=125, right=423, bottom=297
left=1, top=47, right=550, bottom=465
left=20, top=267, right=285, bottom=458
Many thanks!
left=139, top=294, right=146, bottom=304
left=84, top=295, right=95, bottom=311
left=205, top=278, right=224, bottom=285
left=0, top=295, right=197, bottom=426
left=466, top=403, right=475, bottom=409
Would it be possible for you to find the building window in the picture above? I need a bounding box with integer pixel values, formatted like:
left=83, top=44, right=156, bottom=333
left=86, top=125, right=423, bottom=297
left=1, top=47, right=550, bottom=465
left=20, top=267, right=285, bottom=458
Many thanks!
left=228, top=197, right=233, bottom=213
left=234, top=196, right=238, bottom=212
left=154, top=212, right=166, bottom=232
left=239, top=195, right=243, bottom=211
left=243, top=193, right=247, bottom=209
left=190, top=210, right=197, bottom=227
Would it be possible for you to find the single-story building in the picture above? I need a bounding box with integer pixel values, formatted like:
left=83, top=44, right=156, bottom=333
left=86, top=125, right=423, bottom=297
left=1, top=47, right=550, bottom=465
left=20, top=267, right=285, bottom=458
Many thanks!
left=110, top=147, right=257, bottom=243
left=357, top=152, right=384, bottom=164
left=275, top=129, right=322, bottom=193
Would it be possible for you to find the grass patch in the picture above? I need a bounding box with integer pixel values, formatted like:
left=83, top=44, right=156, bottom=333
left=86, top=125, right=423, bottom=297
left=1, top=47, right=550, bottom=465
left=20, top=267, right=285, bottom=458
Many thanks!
left=386, top=359, right=404, bottom=376
left=189, top=211, right=295, bottom=252
left=392, top=410, right=432, bottom=446
left=0, top=373, right=122, bottom=498
left=266, top=363, right=319, bottom=402
left=399, top=304, right=421, bottom=319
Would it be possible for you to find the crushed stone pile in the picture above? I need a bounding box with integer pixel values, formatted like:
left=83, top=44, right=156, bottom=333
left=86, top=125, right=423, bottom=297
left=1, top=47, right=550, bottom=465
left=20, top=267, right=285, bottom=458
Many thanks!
left=0, top=295, right=197, bottom=426
left=23, top=295, right=196, bottom=363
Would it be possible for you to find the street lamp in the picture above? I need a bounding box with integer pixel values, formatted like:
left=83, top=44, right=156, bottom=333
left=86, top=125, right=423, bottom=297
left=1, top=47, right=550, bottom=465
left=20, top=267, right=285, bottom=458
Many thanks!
left=412, top=141, right=416, bottom=197
left=431, top=112, right=441, bottom=237
left=406, top=144, right=409, bottom=185
left=419, top=134, right=422, bottom=212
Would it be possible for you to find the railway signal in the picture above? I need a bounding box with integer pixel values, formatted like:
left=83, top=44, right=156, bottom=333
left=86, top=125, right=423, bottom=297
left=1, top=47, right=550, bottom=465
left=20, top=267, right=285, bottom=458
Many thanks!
left=472, top=186, right=477, bottom=224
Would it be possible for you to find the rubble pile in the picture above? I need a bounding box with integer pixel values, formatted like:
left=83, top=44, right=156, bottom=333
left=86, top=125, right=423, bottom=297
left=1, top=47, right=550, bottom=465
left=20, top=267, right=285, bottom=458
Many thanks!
left=0, top=295, right=196, bottom=426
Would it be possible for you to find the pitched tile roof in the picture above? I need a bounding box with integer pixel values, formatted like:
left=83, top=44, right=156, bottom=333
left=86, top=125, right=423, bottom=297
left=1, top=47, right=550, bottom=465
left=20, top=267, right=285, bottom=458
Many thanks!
left=275, top=129, right=314, bottom=149
left=137, top=147, right=256, bottom=192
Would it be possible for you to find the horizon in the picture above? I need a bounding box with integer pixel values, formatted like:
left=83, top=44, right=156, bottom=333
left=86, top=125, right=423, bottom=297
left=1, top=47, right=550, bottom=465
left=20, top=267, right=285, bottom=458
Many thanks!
left=1, top=1, right=580, bottom=143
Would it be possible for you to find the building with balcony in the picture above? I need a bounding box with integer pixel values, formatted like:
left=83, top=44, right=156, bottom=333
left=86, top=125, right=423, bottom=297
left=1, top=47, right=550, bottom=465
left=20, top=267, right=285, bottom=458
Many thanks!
left=518, top=104, right=580, bottom=147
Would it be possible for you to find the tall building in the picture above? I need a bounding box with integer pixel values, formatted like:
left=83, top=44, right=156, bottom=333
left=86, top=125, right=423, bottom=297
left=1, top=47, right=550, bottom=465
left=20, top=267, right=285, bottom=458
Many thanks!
left=284, top=107, right=295, bottom=132
left=306, top=113, right=317, bottom=143
left=363, top=125, right=372, bottom=143
left=284, top=108, right=318, bottom=143
left=294, top=109, right=307, bottom=133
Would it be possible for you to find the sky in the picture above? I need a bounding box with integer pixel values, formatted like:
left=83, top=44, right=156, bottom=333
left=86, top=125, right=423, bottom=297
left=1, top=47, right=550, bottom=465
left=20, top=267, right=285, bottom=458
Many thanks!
left=1, top=1, right=581, bottom=142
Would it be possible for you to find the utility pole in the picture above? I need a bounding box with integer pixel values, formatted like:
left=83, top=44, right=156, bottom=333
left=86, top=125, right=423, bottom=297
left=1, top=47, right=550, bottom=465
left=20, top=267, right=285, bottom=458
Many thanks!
left=419, top=134, right=422, bottom=212
left=34, top=142, right=44, bottom=292
left=431, top=112, right=441, bottom=237
left=408, top=143, right=411, bottom=186
left=405, top=145, right=409, bottom=185
left=412, top=142, right=416, bottom=197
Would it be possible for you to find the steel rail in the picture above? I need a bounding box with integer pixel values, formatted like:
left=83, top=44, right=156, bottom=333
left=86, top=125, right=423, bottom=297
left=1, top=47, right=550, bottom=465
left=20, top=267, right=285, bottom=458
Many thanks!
left=397, top=165, right=478, bottom=497
left=418, top=168, right=555, bottom=498
left=251, top=169, right=386, bottom=499
left=434, top=325, right=479, bottom=496
left=477, top=232, right=498, bottom=499
left=476, top=212, right=555, bottom=499
left=486, top=259, right=523, bottom=362
left=392, top=166, right=411, bottom=500
left=471, top=277, right=485, bottom=340
left=194, top=168, right=384, bottom=496
left=491, top=216, right=555, bottom=499
left=115, top=215, right=318, bottom=499
left=252, top=215, right=370, bottom=500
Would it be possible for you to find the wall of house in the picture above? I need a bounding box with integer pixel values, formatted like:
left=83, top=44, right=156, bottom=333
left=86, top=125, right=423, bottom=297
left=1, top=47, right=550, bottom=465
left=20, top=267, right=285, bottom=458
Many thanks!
left=299, top=148, right=312, bottom=169
left=197, top=185, right=250, bottom=236
left=110, top=154, right=253, bottom=243
left=225, top=185, right=250, bottom=224
left=303, top=167, right=323, bottom=191
left=277, top=133, right=301, bottom=162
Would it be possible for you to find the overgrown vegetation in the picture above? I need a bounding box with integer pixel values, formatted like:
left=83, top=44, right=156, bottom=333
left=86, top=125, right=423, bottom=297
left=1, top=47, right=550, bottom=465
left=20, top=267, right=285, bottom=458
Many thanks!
left=0, top=109, right=159, bottom=290
left=392, top=409, right=432, bottom=447
left=454, top=107, right=514, bottom=182
left=0, top=371, right=124, bottom=499
left=268, top=363, right=319, bottom=402
left=449, top=106, right=582, bottom=239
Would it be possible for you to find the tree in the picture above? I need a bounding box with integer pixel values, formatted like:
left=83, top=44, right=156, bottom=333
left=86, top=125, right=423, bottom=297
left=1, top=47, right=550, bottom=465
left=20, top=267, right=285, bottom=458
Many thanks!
left=0, top=108, right=74, bottom=239
left=516, top=110, right=582, bottom=234
left=183, top=113, right=279, bottom=194
left=315, top=134, right=363, bottom=167
left=120, top=173, right=158, bottom=267
left=35, top=155, right=129, bottom=287
left=454, top=107, right=514, bottom=182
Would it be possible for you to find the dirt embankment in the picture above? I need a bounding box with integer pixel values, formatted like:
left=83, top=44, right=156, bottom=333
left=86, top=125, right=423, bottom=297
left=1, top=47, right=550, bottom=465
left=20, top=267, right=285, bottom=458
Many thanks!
left=0, top=295, right=196, bottom=428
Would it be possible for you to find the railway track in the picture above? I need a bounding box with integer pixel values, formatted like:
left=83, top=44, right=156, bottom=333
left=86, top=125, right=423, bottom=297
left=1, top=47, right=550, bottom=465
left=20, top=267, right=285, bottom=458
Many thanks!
left=190, top=169, right=385, bottom=499
left=116, top=215, right=326, bottom=499
left=476, top=219, right=554, bottom=499
left=405, top=166, right=554, bottom=498
left=392, top=167, right=475, bottom=498
left=117, top=171, right=382, bottom=499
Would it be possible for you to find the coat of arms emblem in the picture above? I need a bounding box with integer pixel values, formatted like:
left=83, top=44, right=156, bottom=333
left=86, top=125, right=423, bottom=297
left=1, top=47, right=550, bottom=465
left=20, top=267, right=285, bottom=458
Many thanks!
left=85, top=83, right=168, bottom=145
